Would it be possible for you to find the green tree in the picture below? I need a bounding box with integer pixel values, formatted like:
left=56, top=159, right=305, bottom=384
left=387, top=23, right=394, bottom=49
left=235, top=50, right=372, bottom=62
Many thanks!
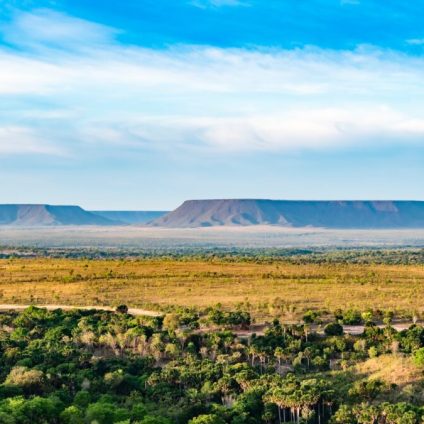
left=189, top=414, right=226, bottom=424
left=60, top=406, right=84, bottom=424
left=85, top=402, right=129, bottom=424
left=324, top=322, right=344, bottom=336
left=138, top=416, right=172, bottom=424
left=412, top=347, right=424, bottom=367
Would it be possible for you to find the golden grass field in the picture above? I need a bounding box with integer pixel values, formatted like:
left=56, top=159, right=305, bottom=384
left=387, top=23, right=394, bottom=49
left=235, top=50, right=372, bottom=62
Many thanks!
left=0, top=258, right=423, bottom=320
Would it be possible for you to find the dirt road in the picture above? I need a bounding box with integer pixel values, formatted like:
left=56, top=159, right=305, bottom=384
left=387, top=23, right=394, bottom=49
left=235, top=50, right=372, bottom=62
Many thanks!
left=0, top=305, right=417, bottom=334
left=0, top=304, right=162, bottom=317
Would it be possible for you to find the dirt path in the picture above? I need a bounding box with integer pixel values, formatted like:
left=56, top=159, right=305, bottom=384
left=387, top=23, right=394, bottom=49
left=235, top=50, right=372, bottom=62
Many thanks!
left=0, top=305, right=417, bottom=334
left=0, top=304, right=162, bottom=317
left=342, top=322, right=414, bottom=335
left=232, top=322, right=417, bottom=338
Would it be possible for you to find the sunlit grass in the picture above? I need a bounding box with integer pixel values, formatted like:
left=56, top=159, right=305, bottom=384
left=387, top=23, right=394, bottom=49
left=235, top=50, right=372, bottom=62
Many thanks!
left=0, top=258, right=423, bottom=320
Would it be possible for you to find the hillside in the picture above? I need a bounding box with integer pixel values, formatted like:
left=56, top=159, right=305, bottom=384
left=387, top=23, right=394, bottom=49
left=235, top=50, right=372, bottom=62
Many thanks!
left=90, top=210, right=168, bottom=224
left=0, top=204, right=117, bottom=226
left=149, top=199, right=424, bottom=228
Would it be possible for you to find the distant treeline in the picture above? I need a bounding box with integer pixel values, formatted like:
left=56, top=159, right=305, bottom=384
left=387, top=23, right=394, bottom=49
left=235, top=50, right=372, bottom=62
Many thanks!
left=2, top=246, right=424, bottom=264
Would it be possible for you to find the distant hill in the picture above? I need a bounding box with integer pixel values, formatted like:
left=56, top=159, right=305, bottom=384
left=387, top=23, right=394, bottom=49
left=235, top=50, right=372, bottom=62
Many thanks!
left=0, top=205, right=118, bottom=226
left=149, top=199, right=424, bottom=228
left=90, top=211, right=168, bottom=224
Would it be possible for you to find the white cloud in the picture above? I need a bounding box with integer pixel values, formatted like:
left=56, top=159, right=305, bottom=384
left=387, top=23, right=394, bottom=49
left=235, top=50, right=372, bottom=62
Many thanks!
left=0, top=126, right=64, bottom=155
left=2, top=9, right=117, bottom=49
left=407, top=38, right=424, bottom=45
left=1, top=9, right=424, bottom=156
left=83, top=107, right=424, bottom=153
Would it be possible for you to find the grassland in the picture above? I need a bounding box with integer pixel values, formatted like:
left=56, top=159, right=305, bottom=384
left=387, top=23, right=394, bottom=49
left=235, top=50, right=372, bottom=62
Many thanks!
left=0, top=257, right=423, bottom=320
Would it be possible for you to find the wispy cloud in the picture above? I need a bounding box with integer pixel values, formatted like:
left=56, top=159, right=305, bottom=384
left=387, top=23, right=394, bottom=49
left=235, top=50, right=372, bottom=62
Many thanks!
left=2, top=9, right=424, bottom=157
left=406, top=38, right=424, bottom=45
left=0, top=126, right=65, bottom=155
left=2, top=9, right=117, bottom=50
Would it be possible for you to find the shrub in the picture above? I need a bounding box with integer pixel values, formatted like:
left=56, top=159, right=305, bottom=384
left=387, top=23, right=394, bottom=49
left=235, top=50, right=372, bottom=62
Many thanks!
left=342, top=310, right=362, bottom=325
left=412, top=347, right=424, bottom=367
left=303, top=310, right=319, bottom=324
left=324, top=322, right=344, bottom=336
left=5, top=366, right=44, bottom=394
left=189, top=414, right=226, bottom=424
left=116, top=305, right=129, bottom=314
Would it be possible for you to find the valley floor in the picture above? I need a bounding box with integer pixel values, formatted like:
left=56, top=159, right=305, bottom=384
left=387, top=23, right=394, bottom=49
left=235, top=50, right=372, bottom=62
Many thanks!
left=0, top=257, right=422, bottom=321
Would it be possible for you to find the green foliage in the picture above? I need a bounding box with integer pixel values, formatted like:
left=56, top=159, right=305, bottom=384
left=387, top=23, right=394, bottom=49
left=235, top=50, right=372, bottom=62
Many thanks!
left=339, top=309, right=363, bottom=325
left=324, top=322, right=344, bottom=336
left=85, top=401, right=129, bottom=424
left=189, top=414, right=226, bottom=424
left=412, top=347, right=424, bottom=367
left=348, top=379, right=386, bottom=401
left=303, top=310, right=321, bottom=324
left=60, top=405, right=84, bottom=424
left=0, top=306, right=421, bottom=424
left=138, top=415, right=172, bottom=424
left=206, top=307, right=251, bottom=328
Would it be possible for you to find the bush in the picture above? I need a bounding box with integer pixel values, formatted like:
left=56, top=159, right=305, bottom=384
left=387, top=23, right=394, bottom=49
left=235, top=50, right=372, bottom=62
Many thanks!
left=189, top=414, right=225, bottom=424
left=116, top=305, right=129, bottom=314
left=412, top=347, right=424, bottom=367
left=342, top=310, right=362, bottom=325
left=303, top=310, right=320, bottom=324
left=138, top=416, right=172, bottom=424
left=60, top=406, right=84, bottom=424
left=5, top=366, right=44, bottom=394
left=85, top=402, right=129, bottom=424
left=324, top=322, right=344, bottom=336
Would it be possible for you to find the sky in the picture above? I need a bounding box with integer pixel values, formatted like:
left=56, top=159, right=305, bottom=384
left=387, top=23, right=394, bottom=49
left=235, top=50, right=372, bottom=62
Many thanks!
left=1, top=1, right=424, bottom=209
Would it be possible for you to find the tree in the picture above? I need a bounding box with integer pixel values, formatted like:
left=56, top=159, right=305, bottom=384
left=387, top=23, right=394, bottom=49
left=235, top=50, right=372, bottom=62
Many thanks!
left=85, top=402, right=129, bottom=424
left=138, top=416, right=172, bottom=424
left=116, top=305, right=129, bottom=314
left=5, top=367, right=45, bottom=394
left=0, top=411, right=15, bottom=424
left=368, top=346, right=378, bottom=358
left=303, top=310, right=319, bottom=324
left=412, top=347, right=424, bottom=367
left=163, top=313, right=180, bottom=332
left=188, top=414, right=226, bottom=424
left=60, top=406, right=84, bottom=424
left=324, top=322, right=343, bottom=336
left=330, top=405, right=356, bottom=424
left=342, top=310, right=362, bottom=325
left=12, top=396, right=62, bottom=424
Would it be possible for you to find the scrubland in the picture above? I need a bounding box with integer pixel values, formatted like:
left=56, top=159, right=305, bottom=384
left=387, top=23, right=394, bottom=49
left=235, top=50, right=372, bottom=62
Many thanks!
left=0, top=258, right=422, bottom=320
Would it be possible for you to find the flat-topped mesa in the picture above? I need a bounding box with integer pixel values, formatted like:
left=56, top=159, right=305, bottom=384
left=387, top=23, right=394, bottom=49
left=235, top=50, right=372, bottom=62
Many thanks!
left=0, top=204, right=118, bottom=226
left=149, top=199, right=424, bottom=228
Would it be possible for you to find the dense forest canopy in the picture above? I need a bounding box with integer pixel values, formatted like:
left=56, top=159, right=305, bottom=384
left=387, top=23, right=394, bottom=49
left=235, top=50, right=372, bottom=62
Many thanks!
left=0, top=306, right=422, bottom=423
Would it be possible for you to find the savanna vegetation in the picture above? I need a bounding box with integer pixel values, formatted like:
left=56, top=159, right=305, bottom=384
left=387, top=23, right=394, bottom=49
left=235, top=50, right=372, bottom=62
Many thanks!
left=0, top=305, right=422, bottom=424
left=0, top=257, right=423, bottom=321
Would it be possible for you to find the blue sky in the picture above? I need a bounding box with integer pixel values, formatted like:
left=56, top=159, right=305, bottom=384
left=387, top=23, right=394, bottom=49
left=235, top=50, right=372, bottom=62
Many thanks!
left=1, top=1, right=424, bottom=209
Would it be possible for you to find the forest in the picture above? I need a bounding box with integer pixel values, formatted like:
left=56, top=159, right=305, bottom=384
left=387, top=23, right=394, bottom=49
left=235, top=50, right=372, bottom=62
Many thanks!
left=0, top=305, right=422, bottom=424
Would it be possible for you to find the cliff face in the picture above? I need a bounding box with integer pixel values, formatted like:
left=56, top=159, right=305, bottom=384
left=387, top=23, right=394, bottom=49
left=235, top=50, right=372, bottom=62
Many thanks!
left=0, top=205, right=118, bottom=226
left=149, top=199, right=424, bottom=228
